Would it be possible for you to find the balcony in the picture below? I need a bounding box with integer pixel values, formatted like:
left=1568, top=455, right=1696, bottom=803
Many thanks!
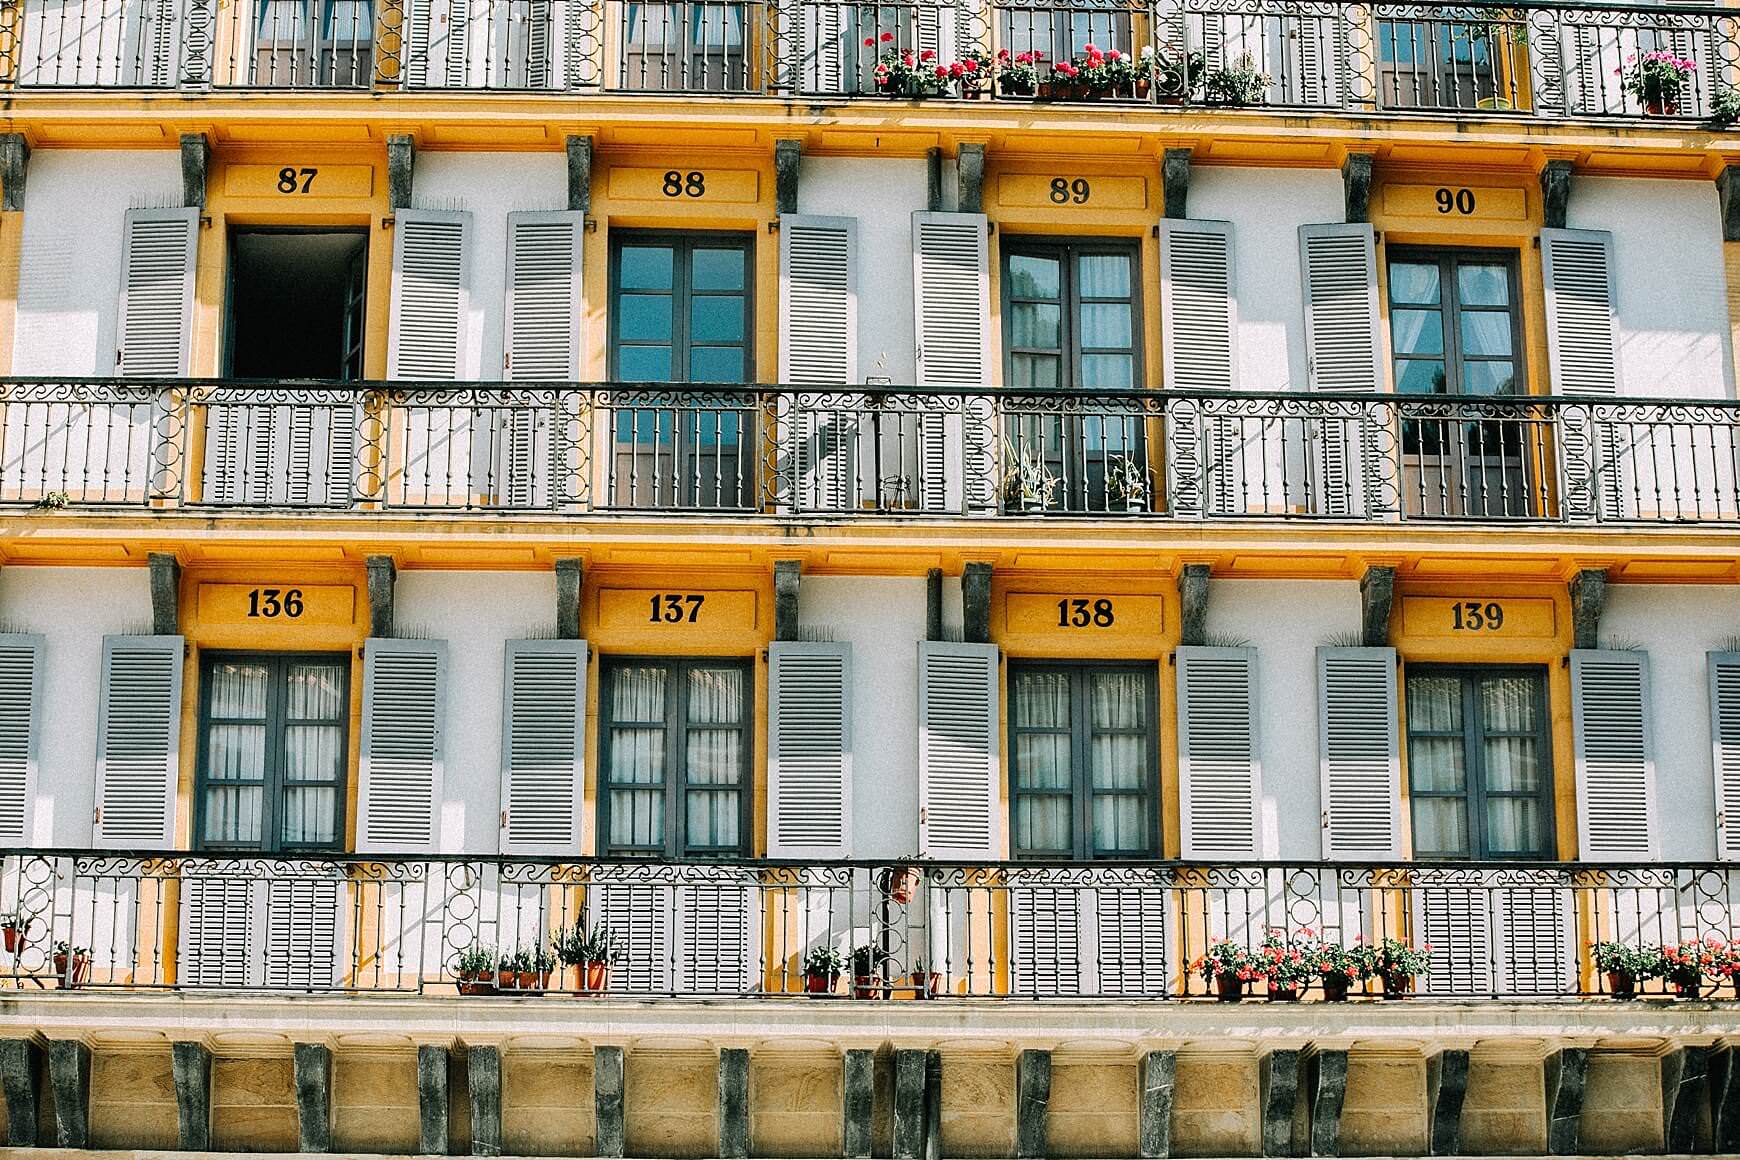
left=2, top=850, right=1737, bottom=1000
left=2, top=379, right=1738, bottom=525
left=5, top=0, right=1737, bottom=124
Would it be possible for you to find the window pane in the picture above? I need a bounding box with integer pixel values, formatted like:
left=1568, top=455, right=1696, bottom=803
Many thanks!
left=1395, top=359, right=1447, bottom=394
left=1389, top=262, right=1440, bottom=304
left=620, top=245, right=674, bottom=290
left=1460, top=360, right=1514, bottom=395
left=1079, top=303, right=1133, bottom=349
left=1077, top=253, right=1131, bottom=298
left=1010, top=302, right=1062, bottom=349
left=1092, top=793, right=1146, bottom=853
left=1486, top=796, right=1544, bottom=855
left=210, top=662, right=270, bottom=721
left=280, top=786, right=337, bottom=845
left=1484, top=737, right=1541, bottom=793
left=1456, top=263, right=1510, bottom=307
left=1479, top=674, right=1538, bottom=731
left=1011, top=353, right=1060, bottom=388
left=690, top=295, right=745, bottom=343
left=1410, top=737, right=1466, bottom=792
left=1412, top=796, right=1470, bottom=856
left=1015, top=795, right=1071, bottom=853
left=1007, top=254, right=1061, bottom=299
left=608, top=663, right=667, bottom=850
left=1391, top=308, right=1445, bottom=356
left=1013, top=671, right=1069, bottom=728
left=203, top=784, right=264, bottom=846
left=619, top=293, right=673, bottom=342
left=1014, top=734, right=1071, bottom=790
left=1408, top=675, right=1463, bottom=731
left=1459, top=311, right=1513, bottom=357
left=1080, top=353, right=1133, bottom=390
left=285, top=662, right=344, bottom=721
left=619, top=345, right=673, bottom=381
left=689, top=345, right=746, bottom=382
left=691, top=247, right=746, bottom=290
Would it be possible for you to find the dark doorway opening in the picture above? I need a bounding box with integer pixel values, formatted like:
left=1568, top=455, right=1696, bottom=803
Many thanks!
left=228, top=229, right=368, bottom=380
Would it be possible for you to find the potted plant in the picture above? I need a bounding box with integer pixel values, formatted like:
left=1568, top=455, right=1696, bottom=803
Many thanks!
left=1712, top=82, right=1740, bottom=128
left=455, top=947, right=498, bottom=996
left=1067, top=44, right=1139, bottom=99
left=1203, top=53, right=1270, bottom=106
left=954, top=50, right=992, bottom=98
left=1312, top=940, right=1365, bottom=1002
left=1373, top=937, right=1431, bottom=999
left=1192, top=938, right=1259, bottom=1001
left=871, top=38, right=949, bottom=99
left=1147, top=44, right=1204, bottom=102
left=1618, top=50, right=1696, bottom=116
left=1, top=907, right=31, bottom=955
left=886, top=861, right=923, bottom=905
left=850, top=943, right=885, bottom=999
left=911, top=958, right=943, bottom=999
left=1049, top=59, right=1082, bottom=100
left=802, top=945, right=844, bottom=994
left=1259, top=929, right=1315, bottom=1001
left=995, top=49, right=1045, bottom=98
left=1661, top=937, right=1721, bottom=999
left=1004, top=444, right=1060, bottom=512
left=1105, top=455, right=1148, bottom=512
left=1590, top=940, right=1660, bottom=1000
left=557, top=923, right=625, bottom=994
left=51, top=941, right=89, bottom=989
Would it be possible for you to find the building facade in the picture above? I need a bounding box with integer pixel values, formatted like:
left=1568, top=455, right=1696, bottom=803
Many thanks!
left=0, top=5, right=1737, bottom=1157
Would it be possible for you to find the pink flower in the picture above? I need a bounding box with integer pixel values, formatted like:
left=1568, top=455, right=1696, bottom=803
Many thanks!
left=1107, top=49, right=1121, bottom=60
left=919, top=48, right=936, bottom=61
left=934, top=66, right=948, bottom=78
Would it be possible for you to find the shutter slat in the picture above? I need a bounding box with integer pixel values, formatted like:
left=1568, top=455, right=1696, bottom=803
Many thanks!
left=117, top=208, right=197, bottom=377
left=1160, top=219, right=1237, bottom=393
left=94, top=634, right=184, bottom=849
left=1572, top=648, right=1657, bottom=860
left=1710, top=652, right=1740, bottom=860
left=505, top=211, right=584, bottom=381
left=1542, top=228, right=1621, bottom=396
left=389, top=209, right=471, bottom=380
left=679, top=875, right=753, bottom=994
left=500, top=639, right=586, bottom=856
left=357, top=638, right=447, bottom=854
left=1177, top=646, right=1260, bottom=860
left=1316, top=646, right=1400, bottom=860
left=1297, top=223, right=1382, bottom=393
left=768, top=641, right=852, bottom=859
left=917, top=641, right=999, bottom=859
left=0, top=635, right=44, bottom=845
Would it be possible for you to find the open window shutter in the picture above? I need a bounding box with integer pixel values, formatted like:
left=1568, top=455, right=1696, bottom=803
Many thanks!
left=1541, top=228, right=1620, bottom=396
left=1298, top=223, right=1382, bottom=393
left=388, top=209, right=471, bottom=380
left=1415, top=885, right=1487, bottom=996
left=768, top=641, right=852, bottom=859
left=913, top=212, right=990, bottom=513
left=117, top=208, right=198, bottom=377
left=1012, top=887, right=1081, bottom=997
left=1571, top=648, right=1657, bottom=860
left=781, top=216, right=859, bottom=512
left=1160, top=218, right=1236, bottom=392
left=357, top=638, right=447, bottom=854
left=803, top=3, right=845, bottom=93
left=94, top=634, right=184, bottom=849
left=917, top=640, right=999, bottom=859
left=405, top=0, right=435, bottom=85
left=180, top=876, right=254, bottom=987
left=505, top=210, right=584, bottom=380
left=0, top=636, right=43, bottom=845
left=677, top=871, right=754, bottom=994
left=1316, top=646, right=1401, bottom=860
left=264, top=877, right=343, bottom=988
left=1177, top=645, right=1260, bottom=860
left=446, top=0, right=471, bottom=83
left=525, top=0, right=552, bottom=87
left=1710, top=653, right=1740, bottom=860
left=593, top=877, right=671, bottom=993
left=499, top=639, right=586, bottom=856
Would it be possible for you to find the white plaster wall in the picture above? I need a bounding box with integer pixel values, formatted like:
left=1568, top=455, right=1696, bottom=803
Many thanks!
left=799, top=575, right=930, bottom=857
left=393, top=570, right=558, bottom=853
left=409, top=153, right=569, bottom=382
left=1, top=567, right=155, bottom=846
left=1187, top=167, right=1345, bottom=393
left=797, top=157, right=930, bottom=384
left=1567, top=177, right=1734, bottom=400
left=1205, top=579, right=1364, bottom=860
left=1598, top=584, right=1740, bottom=861
left=14, top=150, right=184, bottom=376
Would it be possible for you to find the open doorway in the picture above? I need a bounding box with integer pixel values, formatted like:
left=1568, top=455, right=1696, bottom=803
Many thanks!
left=227, top=228, right=368, bottom=380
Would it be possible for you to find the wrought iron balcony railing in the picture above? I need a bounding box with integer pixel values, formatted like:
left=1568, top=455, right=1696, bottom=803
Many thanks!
left=3, top=379, right=1737, bottom=525
left=3, top=850, right=1738, bottom=1001
left=4, top=0, right=1736, bottom=122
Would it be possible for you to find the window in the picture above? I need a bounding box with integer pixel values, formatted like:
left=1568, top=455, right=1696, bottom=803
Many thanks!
left=1001, top=239, right=1143, bottom=512
left=196, top=653, right=349, bottom=852
left=619, top=1, right=748, bottom=91
left=998, top=8, right=1131, bottom=70
left=253, top=0, right=374, bottom=86
left=1010, top=663, right=1158, bottom=859
left=1388, top=249, right=1521, bottom=398
left=1405, top=666, right=1553, bottom=859
left=1376, top=11, right=1509, bottom=111
left=609, top=233, right=755, bottom=509
left=600, top=658, right=752, bottom=857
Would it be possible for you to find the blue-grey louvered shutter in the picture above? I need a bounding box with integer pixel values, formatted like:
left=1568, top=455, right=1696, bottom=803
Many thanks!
left=1316, top=646, right=1401, bottom=860
left=0, top=635, right=44, bottom=845
left=357, top=638, right=447, bottom=853
left=1571, top=648, right=1656, bottom=860
left=768, top=641, right=852, bottom=859
left=917, top=640, right=999, bottom=859
left=1177, top=645, right=1260, bottom=860
left=500, top=639, right=587, bottom=856
left=94, top=634, right=184, bottom=848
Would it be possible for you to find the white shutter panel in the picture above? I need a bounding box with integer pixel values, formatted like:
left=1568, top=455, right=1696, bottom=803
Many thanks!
left=1011, top=887, right=1080, bottom=997
left=1571, top=648, right=1657, bottom=860
left=388, top=209, right=471, bottom=380
left=779, top=215, right=857, bottom=384
left=263, top=877, right=343, bottom=989
left=1541, top=228, right=1621, bottom=397
left=768, top=641, right=852, bottom=859
left=917, top=641, right=999, bottom=860
left=913, top=212, right=990, bottom=513
left=593, top=877, right=671, bottom=993
left=117, top=208, right=198, bottom=377
left=500, top=639, right=586, bottom=856
left=525, top=0, right=552, bottom=87
left=505, top=210, right=584, bottom=380
left=1710, top=652, right=1740, bottom=860
left=180, top=876, right=254, bottom=988
left=0, top=635, right=44, bottom=845
left=1093, top=886, right=1170, bottom=997
left=677, top=872, right=754, bottom=994
left=94, top=634, right=184, bottom=849
left=1177, top=645, right=1260, bottom=861
left=1160, top=218, right=1236, bottom=392
left=1297, top=223, right=1382, bottom=393
left=405, top=0, right=435, bottom=85
left=357, top=638, right=447, bottom=854
left=1316, top=646, right=1401, bottom=860
left=1416, top=885, right=1487, bottom=996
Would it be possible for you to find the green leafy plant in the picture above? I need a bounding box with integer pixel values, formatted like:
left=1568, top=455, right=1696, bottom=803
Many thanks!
left=556, top=923, right=626, bottom=966
left=850, top=943, right=886, bottom=978
left=1258, top=928, right=1318, bottom=990
left=1373, top=936, right=1432, bottom=978
left=1203, top=53, right=1270, bottom=106
left=1105, top=454, right=1149, bottom=505
left=1145, top=44, right=1205, bottom=100
left=1003, top=442, right=1061, bottom=509
left=455, top=947, right=498, bottom=977
left=1618, top=51, right=1696, bottom=109
left=32, top=492, right=70, bottom=511
left=1589, top=940, right=1662, bottom=979
left=1191, top=938, right=1260, bottom=983
left=1712, top=83, right=1740, bottom=128
left=994, top=48, right=1046, bottom=95
left=802, top=945, right=846, bottom=978
left=870, top=36, right=949, bottom=97
left=1660, top=937, right=1723, bottom=987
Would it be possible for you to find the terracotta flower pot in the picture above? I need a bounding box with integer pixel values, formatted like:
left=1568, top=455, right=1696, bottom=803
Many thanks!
left=1321, top=974, right=1350, bottom=1002
left=1269, top=984, right=1300, bottom=1002
left=1036, top=81, right=1056, bottom=100
left=1645, top=98, right=1681, bottom=116
left=1606, top=969, right=1637, bottom=1000
left=52, top=953, right=88, bottom=989
left=1382, top=971, right=1413, bottom=1000
left=852, top=974, right=882, bottom=1000
left=1214, top=974, right=1244, bottom=1002
left=2, top=925, right=25, bottom=955
left=457, top=970, right=496, bottom=996
left=912, top=970, right=942, bottom=999
left=888, top=866, right=922, bottom=905
left=805, top=971, right=838, bottom=995
left=496, top=967, right=517, bottom=990
left=569, top=962, right=610, bottom=994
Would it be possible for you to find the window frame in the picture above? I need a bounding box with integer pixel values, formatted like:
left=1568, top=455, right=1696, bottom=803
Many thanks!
left=194, top=650, right=351, bottom=854
left=999, top=236, right=1144, bottom=393
left=598, top=655, right=755, bottom=859
left=1404, top=663, right=1555, bottom=861
left=1007, top=659, right=1161, bottom=862
left=1386, top=245, right=1526, bottom=398
left=608, top=230, right=756, bottom=385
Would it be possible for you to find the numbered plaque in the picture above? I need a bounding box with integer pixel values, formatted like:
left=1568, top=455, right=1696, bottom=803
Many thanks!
left=997, top=174, right=1148, bottom=211
left=1003, top=593, right=1164, bottom=643
left=606, top=167, right=760, bottom=204
left=1399, top=596, right=1556, bottom=640
left=196, top=583, right=357, bottom=628
left=597, top=588, right=759, bottom=633
left=1381, top=185, right=1527, bottom=222
left=224, top=165, right=375, bottom=199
